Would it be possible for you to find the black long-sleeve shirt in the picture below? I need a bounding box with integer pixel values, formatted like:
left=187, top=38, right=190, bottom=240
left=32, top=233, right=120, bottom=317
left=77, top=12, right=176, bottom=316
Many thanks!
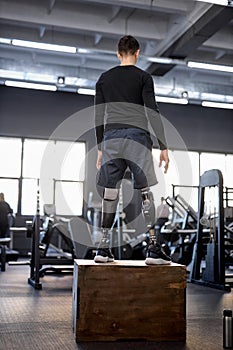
left=95, top=65, right=167, bottom=150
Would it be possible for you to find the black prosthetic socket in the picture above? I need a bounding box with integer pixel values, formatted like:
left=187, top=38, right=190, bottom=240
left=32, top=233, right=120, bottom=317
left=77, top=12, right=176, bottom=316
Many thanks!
left=102, top=198, right=119, bottom=229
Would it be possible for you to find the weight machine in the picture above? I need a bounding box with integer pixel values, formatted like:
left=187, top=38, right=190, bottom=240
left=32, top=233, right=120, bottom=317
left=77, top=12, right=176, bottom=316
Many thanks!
left=189, top=169, right=233, bottom=292
left=28, top=189, right=74, bottom=289
left=157, top=192, right=198, bottom=266
left=27, top=186, right=97, bottom=289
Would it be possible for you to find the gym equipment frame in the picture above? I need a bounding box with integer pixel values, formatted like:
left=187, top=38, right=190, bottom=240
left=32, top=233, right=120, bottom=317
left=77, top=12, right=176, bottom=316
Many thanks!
left=189, top=169, right=232, bottom=292
left=28, top=192, right=74, bottom=289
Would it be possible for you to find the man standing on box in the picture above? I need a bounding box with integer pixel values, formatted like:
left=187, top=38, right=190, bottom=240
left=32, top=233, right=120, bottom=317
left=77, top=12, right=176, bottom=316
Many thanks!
left=94, top=35, right=171, bottom=265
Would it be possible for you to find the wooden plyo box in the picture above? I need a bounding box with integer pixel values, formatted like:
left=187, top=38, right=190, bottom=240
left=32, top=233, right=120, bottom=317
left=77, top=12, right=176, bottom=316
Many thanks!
left=72, top=259, right=186, bottom=342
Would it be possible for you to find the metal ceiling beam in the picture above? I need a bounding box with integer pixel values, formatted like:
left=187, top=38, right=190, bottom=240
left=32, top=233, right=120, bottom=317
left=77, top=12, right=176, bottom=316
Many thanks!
left=108, top=5, right=121, bottom=23
left=203, top=26, right=233, bottom=51
left=64, top=0, right=190, bottom=14
left=0, top=0, right=232, bottom=100
left=0, top=0, right=167, bottom=40
left=147, top=5, right=233, bottom=76
left=39, top=26, right=46, bottom=39
left=48, top=0, right=56, bottom=15
left=0, top=45, right=117, bottom=70
left=169, top=6, right=233, bottom=58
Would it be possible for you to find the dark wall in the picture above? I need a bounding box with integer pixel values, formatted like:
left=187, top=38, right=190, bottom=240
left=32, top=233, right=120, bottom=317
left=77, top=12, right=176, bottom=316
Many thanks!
left=158, top=103, right=233, bottom=153
left=1, top=86, right=232, bottom=153
left=0, top=86, right=94, bottom=139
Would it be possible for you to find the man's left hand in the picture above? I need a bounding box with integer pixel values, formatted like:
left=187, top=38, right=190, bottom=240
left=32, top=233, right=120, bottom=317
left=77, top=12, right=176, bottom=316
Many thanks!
left=96, top=150, right=102, bottom=170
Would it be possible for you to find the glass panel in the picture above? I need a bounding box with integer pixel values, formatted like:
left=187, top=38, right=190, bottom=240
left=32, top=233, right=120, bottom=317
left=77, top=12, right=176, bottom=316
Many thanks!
left=22, top=179, right=50, bottom=215
left=39, top=178, right=54, bottom=213
left=202, top=186, right=220, bottom=222
left=225, top=155, right=233, bottom=207
left=0, top=137, right=22, bottom=177
left=55, top=181, right=83, bottom=216
left=173, top=151, right=200, bottom=186
left=23, top=139, right=50, bottom=178
left=55, top=141, right=86, bottom=181
left=0, top=179, right=18, bottom=213
left=40, top=140, right=56, bottom=180
left=172, top=150, right=199, bottom=210
left=152, top=149, right=199, bottom=210
left=225, top=155, right=233, bottom=188
left=152, top=149, right=179, bottom=208
left=200, top=152, right=226, bottom=180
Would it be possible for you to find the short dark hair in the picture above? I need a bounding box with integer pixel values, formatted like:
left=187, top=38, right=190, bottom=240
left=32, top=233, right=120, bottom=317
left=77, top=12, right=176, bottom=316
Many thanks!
left=118, top=35, right=140, bottom=56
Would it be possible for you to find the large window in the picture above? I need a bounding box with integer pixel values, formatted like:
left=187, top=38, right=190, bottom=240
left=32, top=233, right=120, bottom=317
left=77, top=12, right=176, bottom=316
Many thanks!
left=0, top=136, right=85, bottom=216
left=0, top=136, right=232, bottom=216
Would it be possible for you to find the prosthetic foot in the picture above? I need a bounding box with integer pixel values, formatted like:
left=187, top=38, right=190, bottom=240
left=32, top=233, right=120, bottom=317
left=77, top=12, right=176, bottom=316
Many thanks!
left=141, top=188, right=171, bottom=265
left=145, top=240, right=171, bottom=265
left=94, top=229, right=114, bottom=263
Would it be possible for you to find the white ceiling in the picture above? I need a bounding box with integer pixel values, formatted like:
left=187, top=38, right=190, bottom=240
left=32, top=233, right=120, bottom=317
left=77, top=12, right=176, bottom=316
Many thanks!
left=0, top=0, right=233, bottom=104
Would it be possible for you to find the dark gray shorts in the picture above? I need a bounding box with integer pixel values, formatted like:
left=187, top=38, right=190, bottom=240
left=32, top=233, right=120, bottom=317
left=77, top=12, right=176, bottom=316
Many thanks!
left=97, top=128, right=158, bottom=189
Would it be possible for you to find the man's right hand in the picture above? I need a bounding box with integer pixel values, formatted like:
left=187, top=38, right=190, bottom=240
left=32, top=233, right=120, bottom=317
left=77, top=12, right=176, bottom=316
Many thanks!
left=159, top=149, right=169, bottom=174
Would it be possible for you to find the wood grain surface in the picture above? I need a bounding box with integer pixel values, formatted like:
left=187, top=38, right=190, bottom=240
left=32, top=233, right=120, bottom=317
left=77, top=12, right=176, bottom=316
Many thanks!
left=73, top=259, right=186, bottom=342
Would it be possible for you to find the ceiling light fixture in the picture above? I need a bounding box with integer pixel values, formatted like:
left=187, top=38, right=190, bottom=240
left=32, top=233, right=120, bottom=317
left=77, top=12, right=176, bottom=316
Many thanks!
left=187, top=61, right=233, bottom=73
left=196, top=0, right=228, bottom=5
left=0, top=38, right=11, bottom=44
left=156, top=96, right=188, bottom=104
left=5, top=80, right=57, bottom=91
left=77, top=48, right=91, bottom=54
left=77, top=88, right=95, bottom=96
left=202, top=101, right=233, bottom=109
left=147, top=57, right=174, bottom=64
left=12, top=39, right=77, bottom=54
left=146, top=57, right=185, bottom=65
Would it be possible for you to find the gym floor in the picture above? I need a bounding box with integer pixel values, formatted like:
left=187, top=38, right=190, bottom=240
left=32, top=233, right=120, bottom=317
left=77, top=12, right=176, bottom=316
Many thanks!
left=0, top=263, right=232, bottom=350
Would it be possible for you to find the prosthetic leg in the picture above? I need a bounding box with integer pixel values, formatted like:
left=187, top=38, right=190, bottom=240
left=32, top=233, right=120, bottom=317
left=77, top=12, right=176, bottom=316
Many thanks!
left=141, top=187, right=156, bottom=241
left=94, top=188, right=119, bottom=263
left=141, top=187, right=171, bottom=265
